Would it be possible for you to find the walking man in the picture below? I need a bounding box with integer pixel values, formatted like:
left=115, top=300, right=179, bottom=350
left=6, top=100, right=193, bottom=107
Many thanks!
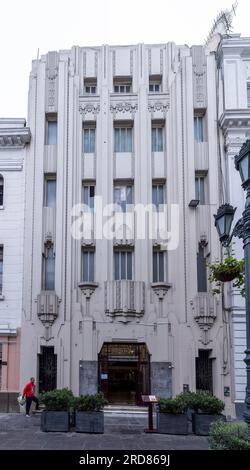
left=22, top=377, right=39, bottom=417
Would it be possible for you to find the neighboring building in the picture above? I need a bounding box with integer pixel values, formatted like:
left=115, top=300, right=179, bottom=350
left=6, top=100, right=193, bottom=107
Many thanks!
left=0, top=119, right=30, bottom=411
left=217, top=34, right=250, bottom=416
left=20, top=39, right=236, bottom=416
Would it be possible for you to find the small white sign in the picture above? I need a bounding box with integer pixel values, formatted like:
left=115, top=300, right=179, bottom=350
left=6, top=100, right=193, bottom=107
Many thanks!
left=101, top=373, right=108, bottom=380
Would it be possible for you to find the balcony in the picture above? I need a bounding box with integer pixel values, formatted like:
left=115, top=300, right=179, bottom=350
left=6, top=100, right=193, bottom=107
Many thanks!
left=37, top=291, right=60, bottom=326
left=105, top=280, right=145, bottom=323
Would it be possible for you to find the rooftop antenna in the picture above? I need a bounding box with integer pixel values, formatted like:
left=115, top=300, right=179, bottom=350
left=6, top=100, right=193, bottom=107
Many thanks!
left=205, top=1, right=238, bottom=47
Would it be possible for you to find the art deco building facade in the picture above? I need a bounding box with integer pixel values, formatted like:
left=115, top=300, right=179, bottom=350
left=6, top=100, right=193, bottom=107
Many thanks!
left=0, top=119, right=30, bottom=411
left=218, top=34, right=250, bottom=415
left=20, top=40, right=235, bottom=415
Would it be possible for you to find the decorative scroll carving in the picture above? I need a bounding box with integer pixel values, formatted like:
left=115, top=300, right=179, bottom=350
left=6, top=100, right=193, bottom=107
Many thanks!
left=190, top=294, right=218, bottom=345
left=79, top=103, right=100, bottom=116
left=148, top=99, right=170, bottom=116
left=110, top=102, right=138, bottom=117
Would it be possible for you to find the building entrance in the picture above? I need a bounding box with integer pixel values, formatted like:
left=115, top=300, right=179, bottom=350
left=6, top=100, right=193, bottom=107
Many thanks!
left=98, top=343, right=150, bottom=405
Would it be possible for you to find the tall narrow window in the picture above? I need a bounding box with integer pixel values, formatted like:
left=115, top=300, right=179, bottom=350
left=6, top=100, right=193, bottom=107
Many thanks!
left=195, top=175, right=206, bottom=205
left=197, top=245, right=207, bottom=292
left=194, top=116, right=204, bottom=142
left=82, top=249, right=94, bottom=282
left=152, top=184, right=165, bottom=209
left=46, top=117, right=57, bottom=145
left=247, top=86, right=250, bottom=108
left=82, top=184, right=95, bottom=210
left=83, top=126, right=96, bottom=153
left=152, top=123, right=164, bottom=151
left=44, top=176, right=56, bottom=208
left=0, top=246, right=3, bottom=294
left=43, top=246, right=55, bottom=291
left=114, top=125, right=133, bottom=152
left=114, top=250, right=133, bottom=280
left=0, top=343, right=2, bottom=390
left=114, top=184, right=133, bottom=212
left=153, top=249, right=165, bottom=282
left=0, top=176, right=4, bottom=206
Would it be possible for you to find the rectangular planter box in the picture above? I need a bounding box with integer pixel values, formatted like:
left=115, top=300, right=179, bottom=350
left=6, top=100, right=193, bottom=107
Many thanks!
left=75, top=411, right=104, bottom=433
left=192, top=413, right=226, bottom=436
left=41, top=411, right=70, bottom=432
left=157, top=412, right=188, bottom=435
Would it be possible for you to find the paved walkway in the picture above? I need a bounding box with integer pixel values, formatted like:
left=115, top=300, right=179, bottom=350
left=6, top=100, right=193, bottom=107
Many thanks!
left=0, top=412, right=208, bottom=450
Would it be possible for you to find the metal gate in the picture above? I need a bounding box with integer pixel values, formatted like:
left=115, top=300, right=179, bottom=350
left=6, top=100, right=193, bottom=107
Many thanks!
left=38, top=346, right=57, bottom=393
left=196, top=350, right=213, bottom=393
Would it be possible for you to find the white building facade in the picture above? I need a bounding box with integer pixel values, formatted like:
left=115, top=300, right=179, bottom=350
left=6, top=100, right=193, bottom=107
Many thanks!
left=0, top=119, right=30, bottom=411
left=20, top=41, right=236, bottom=415
left=218, top=34, right=250, bottom=416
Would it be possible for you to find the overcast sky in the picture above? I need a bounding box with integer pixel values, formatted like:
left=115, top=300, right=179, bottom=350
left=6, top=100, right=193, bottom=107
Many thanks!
left=0, top=0, right=249, bottom=118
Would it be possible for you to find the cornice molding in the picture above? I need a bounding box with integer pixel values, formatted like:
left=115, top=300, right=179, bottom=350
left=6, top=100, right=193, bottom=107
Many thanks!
left=219, top=109, right=250, bottom=131
left=0, top=127, right=31, bottom=149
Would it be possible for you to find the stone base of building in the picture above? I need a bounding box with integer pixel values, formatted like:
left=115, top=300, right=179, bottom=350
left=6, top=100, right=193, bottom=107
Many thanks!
left=79, top=360, right=98, bottom=395
left=151, top=362, right=172, bottom=398
left=0, top=392, right=19, bottom=412
left=235, top=402, right=246, bottom=419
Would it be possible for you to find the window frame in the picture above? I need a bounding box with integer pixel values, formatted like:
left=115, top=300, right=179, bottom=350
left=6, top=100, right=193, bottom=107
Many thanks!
left=151, top=121, right=165, bottom=152
left=194, top=115, right=204, bottom=143
left=43, top=245, right=55, bottom=291
left=0, top=246, right=3, bottom=295
left=114, top=249, right=133, bottom=280
left=84, top=78, right=97, bottom=95
left=152, top=183, right=165, bottom=210
left=197, top=245, right=208, bottom=292
left=114, top=122, right=133, bottom=153
left=153, top=248, right=165, bottom=283
left=81, top=249, right=95, bottom=282
left=82, top=183, right=95, bottom=211
left=0, top=175, right=4, bottom=207
left=114, top=183, right=134, bottom=212
left=113, top=76, right=132, bottom=94
left=45, top=115, right=57, bottom=145
left=247, top=84, right=250, bottom=108
left=44, top=175, right=57, bottom=208
left=83, top=123, right=96, bottom=154
left=149, top=75, right=162, bottom=93
left=195, top=173, right=207, bottom=205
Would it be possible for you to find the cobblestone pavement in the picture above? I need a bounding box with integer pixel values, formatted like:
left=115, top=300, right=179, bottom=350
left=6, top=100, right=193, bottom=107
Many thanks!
left=0, top=413, right=209, bottom=450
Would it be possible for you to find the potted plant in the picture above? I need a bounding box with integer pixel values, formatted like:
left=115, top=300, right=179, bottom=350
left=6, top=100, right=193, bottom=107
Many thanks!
left=156, top=397, right=188, bottom=435
left=40, top=388, right=74, bottom=432
left=191, top=392, right=226, bottom=436
left=74, top=392, right=107, bottom=433
left=209, top=253, right=245, bottom=295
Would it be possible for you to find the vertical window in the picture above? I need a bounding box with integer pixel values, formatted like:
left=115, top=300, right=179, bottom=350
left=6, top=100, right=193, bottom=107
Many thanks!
left=195, top=175, right=206, bottom=205
left=46, top=119, right=57, bottom=145
left=197, top=246, right=207, bottom=292
left=43, top=246, right=55, bottom=291
left=82, top=250, right=94, bottom=282
left=44, top=176, right=56, bottom=208
left=114, top=126, right=133, bottom=152
left=114, top=184, right=133, bottom=212
left=194, top=116, right=204, bottom=142
left=82, top=184, right=95, bottom=210
left=153, top=249, right=165, bottom=282
left=83, top=127, right=96, bottom=153
left=114, top=250, right=133, bottom=280
left=247, top=86, right=250, bottom=108
left=113, top=77, right=132, bottom=93
left=152, top=124, right=164, bottom=151
left=152, top=184, right=164, bottom=209
left=0, top=175, right=3, bottom=206
left=84, top=78, right=97, bottom=95
left=0, top=246, right=3, bottom=294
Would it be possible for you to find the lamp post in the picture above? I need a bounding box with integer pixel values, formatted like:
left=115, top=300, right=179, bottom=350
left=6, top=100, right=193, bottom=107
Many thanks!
left=214, top=139, right=250, bottom=439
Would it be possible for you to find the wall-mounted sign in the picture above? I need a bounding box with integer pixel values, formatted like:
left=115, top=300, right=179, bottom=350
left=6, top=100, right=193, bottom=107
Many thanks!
left=101, top=373, right=108, bottom=380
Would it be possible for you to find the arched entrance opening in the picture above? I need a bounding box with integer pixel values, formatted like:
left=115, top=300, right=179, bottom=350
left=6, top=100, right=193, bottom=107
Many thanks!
left=98, top=342, right=150, bottom=405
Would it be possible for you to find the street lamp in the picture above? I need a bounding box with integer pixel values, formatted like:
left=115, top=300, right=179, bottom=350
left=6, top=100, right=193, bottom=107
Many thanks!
left=214, top=139, right=250, bottom=439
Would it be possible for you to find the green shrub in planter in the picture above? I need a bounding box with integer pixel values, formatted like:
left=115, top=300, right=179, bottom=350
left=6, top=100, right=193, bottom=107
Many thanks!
left=40, top=388, right=74, bottom=411
left=74, top=392, right=107, bottom=412
left=209, top=421, right=250, bottom=450
left=74, top=393, right=107, bottom=433
left=191, top=391, right=225, bottom=415
left=157, top=397, right=188, bottom=435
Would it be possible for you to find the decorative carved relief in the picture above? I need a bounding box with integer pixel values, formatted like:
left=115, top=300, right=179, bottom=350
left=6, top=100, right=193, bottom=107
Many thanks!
left=148, top=99, right=170, bottom=116
left=192, top=46, right=207, bottom=109
left=110, top=102, right=138, bottom=117
left=37, top=292, right=60, bottom=326
left=225, top=134, right=247, bottom=154
left=105, top=280, right=145, bottom=323
left=151, top=282, right=172, bottom=301
left=78, top=282, right=99, bottom=300
left=190, top=294, right=218, bottom=345
left=79, top=103, right=100, bottom=117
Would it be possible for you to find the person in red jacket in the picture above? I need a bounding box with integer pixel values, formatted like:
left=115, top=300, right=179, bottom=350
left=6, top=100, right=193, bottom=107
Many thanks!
left=22, top=377, right=39, bottom=417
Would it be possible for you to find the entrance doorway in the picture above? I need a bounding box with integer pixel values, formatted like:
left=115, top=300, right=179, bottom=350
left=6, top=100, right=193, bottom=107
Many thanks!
left=196, top=349, right=213, bottom=393
left=38, top=346, right=57, bottom=393
left=98, top=343, right=150, bottom=405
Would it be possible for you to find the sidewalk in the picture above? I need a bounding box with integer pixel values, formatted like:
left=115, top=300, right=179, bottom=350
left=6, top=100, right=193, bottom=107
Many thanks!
left=0, top=413, right=208, bottom=450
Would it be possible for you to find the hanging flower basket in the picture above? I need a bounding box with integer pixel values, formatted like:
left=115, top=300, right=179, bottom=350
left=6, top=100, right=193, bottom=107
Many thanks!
left=213, top=267, right=241, bottom=282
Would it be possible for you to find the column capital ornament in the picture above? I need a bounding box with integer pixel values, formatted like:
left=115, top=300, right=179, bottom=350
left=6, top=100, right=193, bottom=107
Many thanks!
left=78, top=282, right=99, bottom=299
left=151, top=282, right=172, bottom=300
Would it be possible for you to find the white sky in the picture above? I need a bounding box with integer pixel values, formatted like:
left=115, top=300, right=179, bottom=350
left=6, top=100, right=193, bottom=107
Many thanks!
left=0, top=0, right=249, bottom=118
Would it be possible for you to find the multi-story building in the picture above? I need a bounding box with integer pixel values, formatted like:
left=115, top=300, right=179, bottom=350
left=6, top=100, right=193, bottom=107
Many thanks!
left=0, top=118, right=30, bottom=411
left=217, top=34, right=250, bottom=416
left=20, top=39, right=236, bottom=416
